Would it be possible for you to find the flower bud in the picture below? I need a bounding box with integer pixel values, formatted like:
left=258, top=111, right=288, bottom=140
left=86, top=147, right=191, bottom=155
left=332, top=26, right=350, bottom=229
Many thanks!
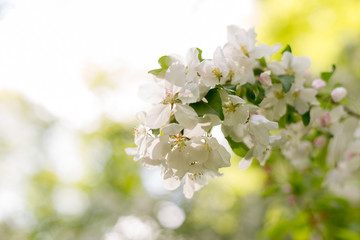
left=314, top=135, right=326, bottom=148
left=321, top=113, right=331, bottom=127
left=344, top=151, right=357, bottom=160
left=312, top=78, right=326, bottom=90
left=259, top=71, right=272, bottom=88
left=331, top=87, right=347, bottom=102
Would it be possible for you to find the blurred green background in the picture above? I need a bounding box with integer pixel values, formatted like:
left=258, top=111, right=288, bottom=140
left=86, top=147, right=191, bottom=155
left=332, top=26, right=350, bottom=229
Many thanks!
left=1, top=0, right=360, bottom=239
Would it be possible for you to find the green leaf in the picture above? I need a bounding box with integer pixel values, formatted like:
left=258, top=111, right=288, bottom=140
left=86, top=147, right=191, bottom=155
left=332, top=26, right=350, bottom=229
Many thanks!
left=221, top=84, right=237, bottom=95
left=320, top=64, right=336, bottom=82
left=148, top=69, right=163, bottom=75
left=301, top=110, right=311, bottom=126
left=237, top=82, right=265, bottom=105
left=253, top=68, right=263, bottom=76
left=281, top=44, right=292, bottom=54
left=196, top=48, right=204, bottom=62
left=158, top=55, right=172, bottom=69
left=278, top=75, right=295, bottom=93
left=148, top=55, right=173, bottom=76
left=151, top=128, right=160, bottom=135
left=257, top=57, right=267, bottom=67
left=190, top=88, right=224, bottom=120
left=225, top=137, right=249, bottom=157
left=278, top=105, right=302, bottom=128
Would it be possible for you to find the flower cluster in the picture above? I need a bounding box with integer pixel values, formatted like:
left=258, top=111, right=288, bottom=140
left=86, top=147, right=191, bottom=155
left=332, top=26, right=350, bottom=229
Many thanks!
left=127, top=25, right=356, bottom=199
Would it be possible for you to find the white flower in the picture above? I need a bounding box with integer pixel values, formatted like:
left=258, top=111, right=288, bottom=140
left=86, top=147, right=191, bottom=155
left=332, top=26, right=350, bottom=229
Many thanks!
left=238, top=114, right=279, bottom=169
left=163, top=136, right=230, bottom=198
left=196, top=47, right=230, bottom=87
left=261, top=83, right=318, bottom=119
left=225, top=25, right=280, bottom=60
left=268, top=52, right=311, bottom=86
left=260, top=84, right=292, bottom=120
left=223, top=26, right=280, bottom=84
left=220, top=90, right=249, bottom=126
left=126, top=112, right=156, bottom=162
left=183, top=173, right=207, bottom=199
left=292, top=87, right=318, bottom=115
left=268, top=52, right=311, bottom=76
left=140, top=63, right=200, bottom=129
left=331, top=87, right=347, bottom=102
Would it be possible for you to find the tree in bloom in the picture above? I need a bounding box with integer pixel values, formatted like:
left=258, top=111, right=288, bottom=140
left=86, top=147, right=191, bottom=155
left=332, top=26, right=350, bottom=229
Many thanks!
left=127, top=25, right=358, bottom=199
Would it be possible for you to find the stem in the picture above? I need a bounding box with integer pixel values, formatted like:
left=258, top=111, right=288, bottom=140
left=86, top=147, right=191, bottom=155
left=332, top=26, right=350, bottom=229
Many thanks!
left=343, top=106, right=360, bottom=119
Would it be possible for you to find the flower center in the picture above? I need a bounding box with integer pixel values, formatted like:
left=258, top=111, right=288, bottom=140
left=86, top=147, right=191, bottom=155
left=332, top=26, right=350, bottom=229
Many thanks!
left=170, top=134, right=187, bottom=151
left=241, top=45, right=250, bottom=57
left=275, top=91, right=284, bottom=99
left=212, top=67, right=223, bottom=81
left=224, top=102, right=238, bottom=113
left=163, top=92, right=181, bottom=105
left=286, top=69, right=294, bottom=75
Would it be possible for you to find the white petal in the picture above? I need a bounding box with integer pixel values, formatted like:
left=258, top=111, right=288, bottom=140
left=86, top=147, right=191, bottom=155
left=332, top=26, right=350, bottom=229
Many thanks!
left=165, top=63, right=186, bottom=87
left=239, top=150, right=254, bottom=170
left=138, top=82, right=164, bottom=104
left=251, top=44, right=277, bottom=59
left=145, top=104, right=171, bottom=129
left=125, top=147, right=137, bottom=156
left=151, top=135, right=170, bottom=160
left=228, top=95, right=246, bottom=104
left=174, top=104, right=199, bottom=129
left=162, top=123, right=184, bottom=135
left=234, top=105, right=250, bottom=124
left=178, top=82, right=200, bottom=103
left=183, top=124, right=206, bottom=138
left=273, top=99, right=287, bottom=120
left=186, top=48, right=200, bottom=67
left=183, top=176, right=195, bottom=199
left=294, top=98, right=310, bottom=115
left=213, top=47, right=229, bottom=76
left=136, top=111, right=147, bottom=124
left=163, top=176, right=181, bottom=190
left=267, top=62, right=286, bottom=75
left=292, top=56, right=311, bottom=73
left=183, top=174, right=207, bottom=199
left=221, top=124, right=245, bottom=142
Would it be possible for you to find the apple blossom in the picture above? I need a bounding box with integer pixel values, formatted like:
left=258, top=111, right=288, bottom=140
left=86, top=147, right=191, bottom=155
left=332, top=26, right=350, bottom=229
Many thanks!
left=331, top=87, right=347, bottom=102
left=312, top=78, right=326, bottom=90
left=128, top=25, right=359, bottom=199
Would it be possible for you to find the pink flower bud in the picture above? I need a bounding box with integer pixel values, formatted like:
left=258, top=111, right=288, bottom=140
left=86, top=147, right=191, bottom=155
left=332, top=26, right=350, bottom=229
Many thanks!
left=259, top=71, right=272, bottom=88
left=321, top=113, right=331, bottom=127
left=331, top=87, right=347, bottom=102
left=312, top=78, right=326, bottom=90
left=314, top=135, right=326, bottom=148
left=344, top=151, right=357, bottom=160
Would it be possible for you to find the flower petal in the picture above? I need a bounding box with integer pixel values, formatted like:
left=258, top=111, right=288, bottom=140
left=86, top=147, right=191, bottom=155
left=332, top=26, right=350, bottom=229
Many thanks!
left=145, top=104, right=171, bottom=129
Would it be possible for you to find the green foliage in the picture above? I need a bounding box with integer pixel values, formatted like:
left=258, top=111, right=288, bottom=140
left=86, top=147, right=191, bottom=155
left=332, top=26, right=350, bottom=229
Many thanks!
left=148, top=55, right=173, bottom=76
left=301, top=110, right=311, bottom=126
left=237, top=82, right=265, bottom=105
left=196, top=48, right=204, bottom=62
left=272, top=74, right=295, bottom=93
left=281, top=44, right=292, bottom=54
left=225, top=137, right=249, bottom=158
left=278, top=105, right=302, bottom=128
left=190, top=88, right=224, bottom=120
left=321, top=64, right=336, bottom=82
left=257, top=57, right=267, bottom=67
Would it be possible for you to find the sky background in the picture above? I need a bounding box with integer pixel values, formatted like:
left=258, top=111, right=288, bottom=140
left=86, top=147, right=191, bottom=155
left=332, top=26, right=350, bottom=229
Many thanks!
left=0, top=0, right=257, bottom=129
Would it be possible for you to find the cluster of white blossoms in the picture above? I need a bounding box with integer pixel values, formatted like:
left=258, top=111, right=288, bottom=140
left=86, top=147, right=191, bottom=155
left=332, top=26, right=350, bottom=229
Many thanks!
left=127, top=25, right=357, bottom=199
